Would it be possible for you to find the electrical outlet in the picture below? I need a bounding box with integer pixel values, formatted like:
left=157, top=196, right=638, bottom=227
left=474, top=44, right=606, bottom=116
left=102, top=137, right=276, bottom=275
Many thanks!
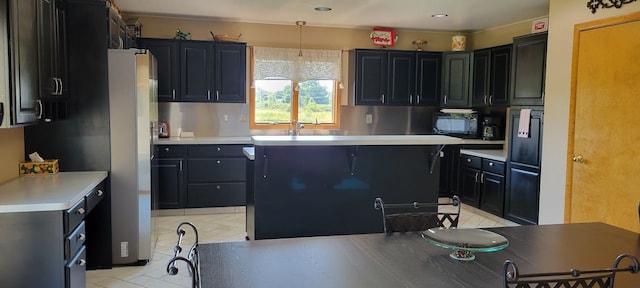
left=120, top=241, right=129, bottom=257
left=224, top=114, right=229, bottom=122
left=365, top=114, right=373, bottom=124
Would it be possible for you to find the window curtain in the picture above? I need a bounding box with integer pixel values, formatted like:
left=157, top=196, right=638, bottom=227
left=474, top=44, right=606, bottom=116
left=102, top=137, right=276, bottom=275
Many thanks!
left=253, top=47, right=342, bottom=84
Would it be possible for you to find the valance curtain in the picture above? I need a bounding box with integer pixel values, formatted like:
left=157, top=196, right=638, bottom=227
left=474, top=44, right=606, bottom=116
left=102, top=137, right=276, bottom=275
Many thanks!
left=253, top=47, right=342, bottom=83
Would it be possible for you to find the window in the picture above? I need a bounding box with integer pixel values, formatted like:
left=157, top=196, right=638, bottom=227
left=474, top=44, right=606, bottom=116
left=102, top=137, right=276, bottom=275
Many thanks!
left=250, top=47, right=342, bottom=130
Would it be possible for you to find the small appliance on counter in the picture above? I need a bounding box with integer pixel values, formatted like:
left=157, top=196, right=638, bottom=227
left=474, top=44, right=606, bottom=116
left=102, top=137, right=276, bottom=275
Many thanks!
left=432, top=112, right=479, bottom=139
left=159, top=122, right=170, bottom=138
left=481, top=116, right=503, bottom=140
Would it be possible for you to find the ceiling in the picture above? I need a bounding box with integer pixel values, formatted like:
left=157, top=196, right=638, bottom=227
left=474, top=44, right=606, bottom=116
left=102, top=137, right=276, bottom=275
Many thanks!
left=114, top=0, right=550, bottom=32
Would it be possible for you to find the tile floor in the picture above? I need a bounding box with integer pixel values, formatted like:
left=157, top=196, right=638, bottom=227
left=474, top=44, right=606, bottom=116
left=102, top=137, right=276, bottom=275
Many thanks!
left=87, top=201, right=519, bottom=288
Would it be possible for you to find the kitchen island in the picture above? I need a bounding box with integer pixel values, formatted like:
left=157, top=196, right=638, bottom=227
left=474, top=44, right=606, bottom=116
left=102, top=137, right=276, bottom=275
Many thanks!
left=245, top=135, right=503, bottom=240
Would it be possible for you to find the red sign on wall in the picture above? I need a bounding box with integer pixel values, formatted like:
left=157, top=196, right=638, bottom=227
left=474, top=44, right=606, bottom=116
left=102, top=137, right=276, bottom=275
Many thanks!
left=370, top=27, right=397, bottom=47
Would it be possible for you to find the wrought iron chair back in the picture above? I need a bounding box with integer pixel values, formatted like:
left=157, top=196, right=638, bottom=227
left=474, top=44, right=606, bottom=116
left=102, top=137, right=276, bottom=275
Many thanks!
left=167, top=222, right=201, bottom=288
left=503, top=254, right=639, bottom=288
left=373, top=195, right=461, bottom=234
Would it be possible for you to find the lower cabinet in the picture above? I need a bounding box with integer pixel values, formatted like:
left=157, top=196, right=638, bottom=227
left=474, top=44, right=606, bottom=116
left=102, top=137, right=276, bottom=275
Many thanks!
left=459, top=154, right=505, bottom=217
left=504, top=163, right=540, bottom=225
left=153, top=144, right=248, bottom=209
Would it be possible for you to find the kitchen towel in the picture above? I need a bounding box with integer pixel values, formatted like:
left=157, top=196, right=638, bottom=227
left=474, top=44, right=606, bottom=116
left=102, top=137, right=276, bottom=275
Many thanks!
left=518, top=109, right=532, bottom=138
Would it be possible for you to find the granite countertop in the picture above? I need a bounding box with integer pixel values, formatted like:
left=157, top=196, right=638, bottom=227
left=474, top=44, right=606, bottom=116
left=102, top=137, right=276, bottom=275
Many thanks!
left=0, top=171, right=108, bottom=213
left=460, top=149, right=508, bottom=162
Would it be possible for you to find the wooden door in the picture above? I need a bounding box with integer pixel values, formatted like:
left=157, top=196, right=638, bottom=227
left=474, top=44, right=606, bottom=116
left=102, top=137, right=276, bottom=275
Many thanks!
left=566, top=12, right=640, bottom=233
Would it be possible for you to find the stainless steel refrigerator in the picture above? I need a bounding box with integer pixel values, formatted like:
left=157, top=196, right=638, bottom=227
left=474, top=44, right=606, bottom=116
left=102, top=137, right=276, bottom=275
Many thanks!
left=108, top=49, right=158, bottom=265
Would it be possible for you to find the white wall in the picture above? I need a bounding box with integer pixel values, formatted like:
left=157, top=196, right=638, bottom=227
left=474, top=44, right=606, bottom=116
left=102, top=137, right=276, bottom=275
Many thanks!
left=539, top=0, right=640, bottom=224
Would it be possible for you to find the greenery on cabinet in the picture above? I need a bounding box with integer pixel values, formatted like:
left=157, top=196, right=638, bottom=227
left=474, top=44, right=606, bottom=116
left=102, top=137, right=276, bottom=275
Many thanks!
left=137, top=38, right=247, bottom=103
left=349, top=49, right=441, bottom=106
left=510, top=32, right=547, bottom=106
left=441, top=51, right=473, bottom=107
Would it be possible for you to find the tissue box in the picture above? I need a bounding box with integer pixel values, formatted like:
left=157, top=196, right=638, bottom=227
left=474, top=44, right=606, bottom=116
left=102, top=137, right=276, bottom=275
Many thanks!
left=19, top=159, right=59, bottom=174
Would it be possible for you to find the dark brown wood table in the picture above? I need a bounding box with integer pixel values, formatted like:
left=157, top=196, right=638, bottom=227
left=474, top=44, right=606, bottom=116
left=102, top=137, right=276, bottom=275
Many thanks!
left=199, top=223, right=640, bottom=288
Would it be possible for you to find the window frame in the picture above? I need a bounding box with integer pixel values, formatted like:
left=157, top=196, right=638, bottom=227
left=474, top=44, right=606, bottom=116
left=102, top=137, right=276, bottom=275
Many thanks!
left=249, top=48, right=341, bottom=130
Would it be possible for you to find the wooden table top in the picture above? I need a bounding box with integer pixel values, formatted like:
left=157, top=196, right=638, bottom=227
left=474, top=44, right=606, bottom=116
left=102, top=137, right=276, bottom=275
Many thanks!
left=199, top=223, right=640, bottom=288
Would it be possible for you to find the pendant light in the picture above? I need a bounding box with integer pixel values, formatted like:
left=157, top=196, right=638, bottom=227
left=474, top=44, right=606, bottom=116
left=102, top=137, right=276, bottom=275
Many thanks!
left=296, top=21, right=306, bottom=57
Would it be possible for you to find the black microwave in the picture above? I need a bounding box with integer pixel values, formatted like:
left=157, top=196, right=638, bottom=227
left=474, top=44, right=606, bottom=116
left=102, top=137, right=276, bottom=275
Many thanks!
left=432, top=113, right=479, bottom=138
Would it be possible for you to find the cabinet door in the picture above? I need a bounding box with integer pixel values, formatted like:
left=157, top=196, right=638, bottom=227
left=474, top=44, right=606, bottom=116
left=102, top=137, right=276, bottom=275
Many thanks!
left=152, top=159, right=185, bottom=209
left=472, top=49, right=491, bottom=107
left=107, top=8, right=120, bottom=49
left=442, top=52, right=472, bottom=107
left=489, top=45, right=511, bottom=106
left=37, top=0, right=56, bottom=98
left=508, top=109, right=543, bottom=167
left=387, top=51, right=415, bottom=105
left=214, top=43, right=246, bottom=103
left=505, top=163, right=540, bottom=225
left=480, top=172, right=505, bottom=217
left=353, top=50, right=387, bottom=105
left=510, top=32, right=547, bottom=106
left=138, top=39, right=179, bottom=101
left=459, top=166, right=480, bottom=207
left=415, top=52, right=441, bottom=106
left=180, top=41, right=212, bottom=102
left=11, top=0, right=40, bottom=124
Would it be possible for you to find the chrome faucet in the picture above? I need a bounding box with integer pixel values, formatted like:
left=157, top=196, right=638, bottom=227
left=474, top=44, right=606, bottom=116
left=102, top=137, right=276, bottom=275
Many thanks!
left=289, top=121, right=304, bottom=136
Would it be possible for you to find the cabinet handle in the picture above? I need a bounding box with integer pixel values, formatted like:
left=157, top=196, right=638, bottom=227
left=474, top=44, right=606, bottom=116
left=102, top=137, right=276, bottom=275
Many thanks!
left=216, top=91, right=219, bottom=101
left=466, top=158, right=471, bottom=163
left=409, top=94, right=413, bottom=104
left=78, top=233, right=86, bottom=241
left=172, top=89, right=176, bottom=100
left=489, top=162, right=494, bottom=167
left=97, top=189, right=104, bottom=197
left=416, top=95, right=420, bottom=104
left=217, top=147, right=221, bottom=151
left=216, top=185, right=221, bottom=190
left=480, top=173, right=485, bottom=184
left=76, top=208, right=86, bottom=215
left=77, top=259, right=87, bottom=266
left=489, top=95, right=494, bottom=105
left=58, top=78, right=64, bottom=95
left=483, top=95, right=487, bottom=105
left=207, top=90, right=211, bottom=100
left=444, top=95, right=447, bottom=104
left=50, top=78, right=58, bottom=95
left=36, top=100, right=43, bottom=119
left=216, top=160, right=221, bottom=164
left=179, top=160, right=183, bottom=171
left=165, top=147, right=170, bottom=152
left=380, top=94, right=385, bottom=103
left=474, top=172, right=479, bottom=183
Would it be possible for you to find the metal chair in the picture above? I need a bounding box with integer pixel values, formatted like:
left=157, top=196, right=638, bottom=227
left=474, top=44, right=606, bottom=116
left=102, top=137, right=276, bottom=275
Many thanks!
left=503, top=254, right=639, bottom=288
left=167, top=222, right=201, bottom=288
left=373, top=195, right=461, bottom=234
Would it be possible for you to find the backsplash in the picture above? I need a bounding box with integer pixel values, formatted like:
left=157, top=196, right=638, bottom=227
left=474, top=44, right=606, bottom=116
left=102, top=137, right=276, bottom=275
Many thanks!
left=158, top=103, right=442, bottom=137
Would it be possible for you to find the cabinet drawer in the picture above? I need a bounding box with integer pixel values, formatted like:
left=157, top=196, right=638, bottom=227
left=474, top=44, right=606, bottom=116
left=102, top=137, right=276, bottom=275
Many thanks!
left=188, top=145, right=246, bottom=158
left=85, top=182, right=105, bottom=213
left=188, top=158, right=246, bottom=182
left=65, top=222, right=86, bottom=260
left=460, top=155, right=481, bottom=169
left=187, top=183, right=246, bottom=207
left=155, top=145, right=186, bottom=158
left=482, top=159, right=505, bottom=175
left=64, top=199, right=86, bottom=235
left=66, top=245, right=86, bottom=288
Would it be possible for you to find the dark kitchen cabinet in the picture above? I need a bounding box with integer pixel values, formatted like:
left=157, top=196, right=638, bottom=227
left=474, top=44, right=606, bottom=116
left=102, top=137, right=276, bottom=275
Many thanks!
left=350, top=49, right=388, bottom=105
left=137, top=38, right=180, bottom=102
left=459, top=154, right=506, bottom=217
left=349, top=49, right=441, bottom=106
left=138, top=38, right=246, bottom=103
left=510, top=32, right=547, bottom=106
left=472, top=45, right=511, bottom=107
left=438, top=146, right=460, bottom=197
left=153, top=145, right=186, bottom=209
left=505, top=108, right=544, bottom=225
left=441, top=52, right=472, bottom=107
left=186, top=144, right=247, bottom=207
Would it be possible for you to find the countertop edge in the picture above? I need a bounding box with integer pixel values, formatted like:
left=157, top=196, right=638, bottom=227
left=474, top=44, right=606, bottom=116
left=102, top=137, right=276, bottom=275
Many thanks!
left=460, top=149, right=508, bottom=162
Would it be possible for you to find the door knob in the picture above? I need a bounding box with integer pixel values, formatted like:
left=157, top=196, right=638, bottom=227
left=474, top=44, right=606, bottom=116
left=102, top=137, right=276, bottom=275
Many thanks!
left=572, top=155, right=585, bottom=163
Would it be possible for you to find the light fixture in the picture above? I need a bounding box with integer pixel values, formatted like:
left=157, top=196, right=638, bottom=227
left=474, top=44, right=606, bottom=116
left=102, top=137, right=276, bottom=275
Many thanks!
left=432, top=13, right=448, bottom=18
left=296, top=20, right=306, bottom=57
left=314, top=7, right=332, bottom=12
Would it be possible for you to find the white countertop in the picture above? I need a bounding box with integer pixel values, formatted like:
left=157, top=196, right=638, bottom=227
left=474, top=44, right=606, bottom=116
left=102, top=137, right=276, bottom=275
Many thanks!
left=252, top=135, right=486, bottom=146
left=156, top=136, right=253, bottom=145
left=460, top=149, right=508, bottom=162
left=243, top=147, right=255, bottom=160
left=0, top=171, right=108, bottom=213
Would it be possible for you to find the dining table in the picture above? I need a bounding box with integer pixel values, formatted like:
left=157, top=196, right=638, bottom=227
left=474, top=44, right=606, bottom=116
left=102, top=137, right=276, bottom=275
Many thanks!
left=198, top=222, right=640, bottom=288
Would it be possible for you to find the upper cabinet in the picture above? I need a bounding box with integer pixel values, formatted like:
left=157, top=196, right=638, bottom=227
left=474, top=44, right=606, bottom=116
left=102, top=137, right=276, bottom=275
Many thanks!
left=472, top=45, right=511, bottom=107
left=441, top=51, right=472, bottom=107
left=510, top=32, right=547, bottom=106
left=138, top=38, right=246, bottom=103
left=349, top=49, right=441, bottom=106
